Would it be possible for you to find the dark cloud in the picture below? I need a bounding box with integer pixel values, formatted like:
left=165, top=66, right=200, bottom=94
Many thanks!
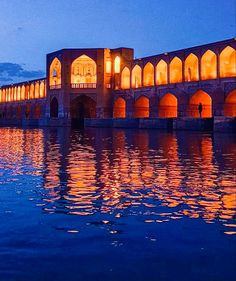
left=0, top=63, right=45, bottom=86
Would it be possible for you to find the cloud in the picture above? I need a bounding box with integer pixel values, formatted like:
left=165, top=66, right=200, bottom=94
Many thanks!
left=0, top=63, right=45, bottom=86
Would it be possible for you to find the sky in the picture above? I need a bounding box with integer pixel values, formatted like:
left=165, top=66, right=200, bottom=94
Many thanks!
left=0, top=0, right=235, bottom=85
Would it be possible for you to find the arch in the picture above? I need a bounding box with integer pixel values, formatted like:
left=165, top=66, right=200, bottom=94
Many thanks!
left=35, top=82, right=40, bottom=99
left=0, top=89, right=2, bottom=103
left=17, top=86, right=21, bottom=101
left=34, top=105, right=42, bottom=119
left=71, top=55, right=97, bottom=85
left=224, top=89, right=236, bottom=117
left=201, top=50, right=217, bottom=80
left=134, top=96, right=149, bottom=118
left=50, top=97, right=59, bottom=118
left=131, top=65, right=142, bottom=88
left=40, top=81, right=45, bottom=98
left=158, top=93, right=178, bottom=118
left=113, top=97, right=126, bottom=118
left=114, top=56, right=120, bottom=73
left=14, top=87, right=17, bottom=101
left=170, top=56, right=182, bottom=83
left=25, top=85, right=30, bottom=100
left=143, top=62, right=154, bottom=86
left=184, top=53, right=199, bottom=81
left=121, top=67, right=130, bottom=89
left=25, top=104, right=31, bottom=119
left=220, top=46, right=236, bottom=78
left=21, top=85, right=25, bottom=100
left=189, top=90, right=212, bottom=118
left=49, top=57, right=61, bottom=87
left=30, top=83, right=34, bottom=99
left=70, top=95, right=96, bottom=120
left=16, top=105, right=22, bottom=119
left=156, top=59, right=168, bottom=85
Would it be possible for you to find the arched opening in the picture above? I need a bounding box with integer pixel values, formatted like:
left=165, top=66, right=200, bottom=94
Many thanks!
left=35, top=82, right=40, bottom=99
left=201, top=50, right=217, bottom=80
left=71, top=55, right=97, bottom=87
left=50, top=97, right=59, bottom=118
left=30, top=84, right=34, bottom=99
left=25, top=85, right=30, bottom=100
left=40, top=82, right=45, bottom=98
left=143, top=62, right=154, bottom=86
left=14, top=87, right=17, bottom=101
left=113, top=97, right=126, bottom=118
left=17, top=86, right=21, bottom=100
left=184, top=53, right=199, bottom=81
left=170, top=57, right=182, bottom=83
left=131, top=65, right=142, bottom=88
left=21, top=85, right=25, bottom=100
left=189, top=90, right=212, bottom=118
left=220, top=46, right=236, bottom=78
left=16, top=105, right=22, bottom=119
left=70, top=95, right=96, bottom=126
left=121, top=67, right=130, bottom=89
left=156, top=59, right=168, bottom=85
left=224, top=89, right=236, bottom=117
left=25, top=104, right=31, bottom=119
left=114, top=56, right=120, bottom=73
left=49, top=57, right=61, bottom=87
left=34, top=105, right=42, bottom=119
left=134, top=96, right=149, bottom=118
left=158, top=93, right=178, bottom=118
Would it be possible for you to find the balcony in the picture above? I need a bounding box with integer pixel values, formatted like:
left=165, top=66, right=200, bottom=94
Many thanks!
left=49, top=84, right=61, bottom=90
left=71, top=83, right=96, bottom=89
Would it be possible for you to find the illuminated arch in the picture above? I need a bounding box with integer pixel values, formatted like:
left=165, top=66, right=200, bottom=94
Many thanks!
left=189, top=90, right=212, bottom=117
left=50, top=97, right=59, bottom=118
left=134, top=96, right=149, bottom=118
left=25, top=104, right=31, bottom=119
left=17, top=86, right=21, bottom=101
left=201, top=50, right=217, bottom=80
left=21, top=85, right=25, bottom=100
left=49, top=57, right=61, bottom=87
left=40, top=81, right=45, bottom=98
left=14, top=87, right=17, bottom=101
left=114, top=56, right=120, bottom=73
left=34, top=105, right=42, bottom=119
left=113, top=97, right=126, bottom=118
left=156, top=59, right=168, bottom=85
left=0, top=89, right=2, bottom=103
left=131, top=65, right=142, bottom=88
left=184, top=53, right=199, bottom=81
left=158, top=93, right=178, bottom=118
left=224, top=89, right=236, bottom=117
left=170, top=57, right=182, bottom=83
left=35, top=82, right=40, bottom=99
left=16, top=105, right=22, bottom=119
left=71, top=55, right=97, bottom=85
left=143, top=62, right=154, bottom=86
left=121, top=67, right=130, bottom=89
left=220, top=46, right=236, bottom=78
left=25, top=85, right=30, bottom=100
left=30, top=83, right=34, bottom=99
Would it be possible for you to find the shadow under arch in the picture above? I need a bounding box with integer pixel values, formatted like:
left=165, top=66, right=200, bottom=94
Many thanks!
left=224, top=89, right=236, bottom=117
left=50, top=97, right=59, bottom=118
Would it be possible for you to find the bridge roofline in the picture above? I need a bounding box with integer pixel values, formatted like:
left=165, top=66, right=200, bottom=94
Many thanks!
left=0, top=77, right=46, bottom=89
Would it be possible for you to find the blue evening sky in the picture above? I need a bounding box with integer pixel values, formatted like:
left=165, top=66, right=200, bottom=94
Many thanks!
left=0, top=0, right=235, bottom=79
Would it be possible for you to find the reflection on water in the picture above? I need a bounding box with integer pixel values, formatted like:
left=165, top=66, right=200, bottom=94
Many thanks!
left=0, top=127, right=235, bottom=232
left=0, top=127, right=236, bottom=280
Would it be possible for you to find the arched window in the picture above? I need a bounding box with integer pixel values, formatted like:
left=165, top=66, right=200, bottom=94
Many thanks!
left=189, top=90, right=212, bottom=117
left=49, top=57, right=61, bottom=87
left=158, top=93, right=178, bottom=118
left=114, top=56, right=120, bottom=73
left=184, top=53, right=199, bottom=82
left=201, top=50, right=217, bottom=80
left=143, top=62, right=154, bottom=86
left=224, top=89, right=236, bottom=117
left=35, top=82, right=40, bottom=99
left=170, top=57, right=182, bottom=83
left=71, top=55, right=97, bottom=86
left=30, top=84, right=34, bottom=99
left=40, top=81, right=45, bottom=98
left=121, top=67, right=130, bottom=89
left=21, top=85, right=25, bottom=100
left=17, top=86, right=21, bottom=101
left=220, top=46, right=236, bottom=78
left=131, top=65, right=142, bottom=88
left=156, top=59, right=167, bottom=85
left=113, top=97, right=126, bottom=118
left=134, top=96, right=149, bottom=118
left=25, top=85, right=30, bottom=100
left=14, top=87, right=17, bottom=101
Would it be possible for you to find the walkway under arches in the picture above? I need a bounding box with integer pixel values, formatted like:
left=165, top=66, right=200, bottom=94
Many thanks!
left=224, top=89, right=236, bottom=117
left=158, top=93, right=178, bottom=118
left=50, top=97, right=59, bottom=118
left=134, top=96, right=149, bottom=118
left=189, top=90, right=212, bottom=118
left=113, top=97, right=126, bottom=118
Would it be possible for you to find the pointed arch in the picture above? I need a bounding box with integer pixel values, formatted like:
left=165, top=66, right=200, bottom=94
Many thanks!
left=189, top=90, right=212, bottom=117
left=131, top=65, right=142, bottom=88
left=121, top=67, right=130, bottom=89
left=170, top=57, right=182, bottom=83
left=184, top=53, right=199, bottom=81
left=134, top=96, right=149, bottom=118
left=158, top=93, right=178, bottom=118
left=49, top=57, right=61, bottom=87
left=113, top=97, right=126, bottom=118
left=143, top=62, right=154, bottom=86
left=201, top=50, right=217, bottom=80
left=21, top=85, right=25, bottom=100
left=50, top=97, right=59, bottom=118
left=220, top=46, right=236, bottom=78
left=40, top=81, right=45, bottom=98
left=224, top=89, right=236, bottom=117
left=30, top=83, right=34, bottom=99
left=17, top=86, right=21, bottom=101
left=114, top=56, right=121, bottom=73
left=35, top=82, right=40, bottom=99
left=156, top=59, right=168, bottom=85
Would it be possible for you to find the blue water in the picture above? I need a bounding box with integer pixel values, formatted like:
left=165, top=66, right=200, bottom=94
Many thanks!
left=0, top=127, right=235, bottom=281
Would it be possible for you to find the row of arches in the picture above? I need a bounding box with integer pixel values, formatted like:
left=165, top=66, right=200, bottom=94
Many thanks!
left=113, top=89, right=236, bottom=118
left=0, top=80, right=46, bottom=103
left=0, top=104, right=43, bottom=119
left=121, top=46, right=236, bottom=89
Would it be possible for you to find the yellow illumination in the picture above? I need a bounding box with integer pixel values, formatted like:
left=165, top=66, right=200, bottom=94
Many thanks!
left=121, top=67, right=130, bottom=89
left=49, top=57, right=61, bottom=86
left=106, top=60, right=112, bottom=74
left=224, top=89, right=236, bottom=117
left=113, top=97, right=126, bottom=118
left=220, top=46, right=236, bottom=78
left=131, top=65, right=142, bottom=88
left=156, top=60, right=168, bottom=85
left=201, top=50, right=217, bottom=80
left=158, top=93, right=178, bottom=118
left=184, top=53, right=199, bottom=81
left=114, top=56, right=120, bottom=73
left=170, top=57, right=182, bottom=83
left=143, top=62, right=154, bottom=86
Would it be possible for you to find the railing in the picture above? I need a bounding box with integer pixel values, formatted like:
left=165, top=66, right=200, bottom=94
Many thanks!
left=50, top=84, right=61, bottom=90
left=71, top=83, right=96, bottom=89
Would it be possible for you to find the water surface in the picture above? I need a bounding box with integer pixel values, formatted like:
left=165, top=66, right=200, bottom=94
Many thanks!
left=0, top=127, right=235, bottom=281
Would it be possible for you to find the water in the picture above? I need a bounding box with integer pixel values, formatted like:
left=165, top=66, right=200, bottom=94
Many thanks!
left=0, top=127, right=235, bottom=281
